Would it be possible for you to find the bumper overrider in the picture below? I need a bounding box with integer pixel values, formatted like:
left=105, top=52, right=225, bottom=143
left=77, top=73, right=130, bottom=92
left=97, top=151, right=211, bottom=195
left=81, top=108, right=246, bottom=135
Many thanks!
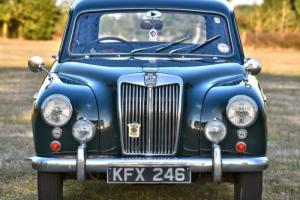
left=30, top=144, right=269, bottom=183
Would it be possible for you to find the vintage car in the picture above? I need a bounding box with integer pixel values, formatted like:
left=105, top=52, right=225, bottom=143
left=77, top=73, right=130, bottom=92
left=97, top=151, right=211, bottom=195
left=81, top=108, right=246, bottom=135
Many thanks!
left=28, top=0, right=269, bottom=199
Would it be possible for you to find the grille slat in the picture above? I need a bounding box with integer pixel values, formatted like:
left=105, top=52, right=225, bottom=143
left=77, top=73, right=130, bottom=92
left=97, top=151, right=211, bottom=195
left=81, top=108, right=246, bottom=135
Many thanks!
left=119, top=75, right=182, bottom=156
left=158, top=87, right=162, bottom=154
left=124, top=84, right=128, bottom=151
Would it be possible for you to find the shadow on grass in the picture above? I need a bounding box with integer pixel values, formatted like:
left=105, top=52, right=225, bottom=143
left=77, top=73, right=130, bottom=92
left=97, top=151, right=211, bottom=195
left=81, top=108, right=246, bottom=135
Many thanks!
left=64, top=180, right=233, bottom=200
left=258, top=73, right=300, bottom=81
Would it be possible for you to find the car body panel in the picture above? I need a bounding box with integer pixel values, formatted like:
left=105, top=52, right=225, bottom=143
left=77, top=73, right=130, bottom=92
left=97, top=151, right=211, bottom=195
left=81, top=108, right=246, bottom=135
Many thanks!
left=31, top=0, right=267, bottom=162
left=32, top=60, right=269, bottom=157
left=32, top=74, right=100, bottom=156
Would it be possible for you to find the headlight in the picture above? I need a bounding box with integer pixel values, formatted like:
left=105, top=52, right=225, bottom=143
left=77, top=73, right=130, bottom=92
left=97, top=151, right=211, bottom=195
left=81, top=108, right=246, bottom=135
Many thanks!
left=72, top=119, right=95, bottom=144
left=204, top=120, right=227, bottom=144
left=41, top=95, right=73, bottom=127
left=226, top=95, right=258, bottom=128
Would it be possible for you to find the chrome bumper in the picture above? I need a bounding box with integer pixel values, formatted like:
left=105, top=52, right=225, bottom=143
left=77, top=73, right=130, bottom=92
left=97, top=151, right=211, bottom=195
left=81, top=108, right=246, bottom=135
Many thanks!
left=31, top=156, right=269, bottom=173
left=30, top=144, right=268, bottom=183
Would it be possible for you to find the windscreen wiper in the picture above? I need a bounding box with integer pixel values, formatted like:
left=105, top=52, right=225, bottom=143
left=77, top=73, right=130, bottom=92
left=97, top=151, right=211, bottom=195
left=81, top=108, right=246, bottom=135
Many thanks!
left=130, top=35, right=191, bottom=55
left=189, top=35, right=221, bottom=53
left=168, top=35, right=221, bottom=55
left=155, top=35, right=191, bottom=52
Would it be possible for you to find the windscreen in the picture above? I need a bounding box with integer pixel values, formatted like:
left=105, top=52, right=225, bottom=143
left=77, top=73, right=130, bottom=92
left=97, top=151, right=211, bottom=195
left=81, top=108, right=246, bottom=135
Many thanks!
left=70, top=10, right=232, bottom=58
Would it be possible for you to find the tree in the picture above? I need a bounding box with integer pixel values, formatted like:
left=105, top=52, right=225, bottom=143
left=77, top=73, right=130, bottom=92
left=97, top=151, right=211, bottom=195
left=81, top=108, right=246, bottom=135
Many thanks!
left=260, top=0, right=299, bottom=32
left=234, top=0, right=300, bottom=34
left=291, top=0, right=300, bottom=16
left=0, top=0, right=61, bottom=39
left=0, top=0, right=22, bottom=38
left=0, top=0, right=11, bottom=38
left=20, top=0, right=61, bottom=39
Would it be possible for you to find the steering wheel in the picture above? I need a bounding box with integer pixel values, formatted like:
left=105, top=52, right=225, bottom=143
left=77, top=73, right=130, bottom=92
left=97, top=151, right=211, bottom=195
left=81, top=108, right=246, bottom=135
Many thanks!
left=84, top=37, right=134, bottom=52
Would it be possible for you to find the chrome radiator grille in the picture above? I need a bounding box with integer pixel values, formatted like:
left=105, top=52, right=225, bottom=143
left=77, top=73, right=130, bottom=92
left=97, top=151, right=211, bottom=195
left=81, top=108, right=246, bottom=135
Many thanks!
left=118, top=73, right=183, bottom=156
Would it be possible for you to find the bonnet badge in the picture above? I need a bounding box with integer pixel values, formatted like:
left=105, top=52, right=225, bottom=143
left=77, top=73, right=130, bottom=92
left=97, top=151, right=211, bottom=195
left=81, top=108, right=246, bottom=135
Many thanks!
left=144, top=73, right=157, bottom=87
left=128, top=123, right=141, bottom=138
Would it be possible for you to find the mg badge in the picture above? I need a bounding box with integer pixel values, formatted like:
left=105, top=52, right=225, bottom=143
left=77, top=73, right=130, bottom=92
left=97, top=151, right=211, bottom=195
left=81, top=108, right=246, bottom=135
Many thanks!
left=128, top=123, right=141, bottom=138
left=144, top=73, right=157, bottom=87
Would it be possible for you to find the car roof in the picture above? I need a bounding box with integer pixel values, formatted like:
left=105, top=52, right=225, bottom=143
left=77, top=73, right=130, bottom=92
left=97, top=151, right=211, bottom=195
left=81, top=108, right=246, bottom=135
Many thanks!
left=72, top=0, right=233, bottom=16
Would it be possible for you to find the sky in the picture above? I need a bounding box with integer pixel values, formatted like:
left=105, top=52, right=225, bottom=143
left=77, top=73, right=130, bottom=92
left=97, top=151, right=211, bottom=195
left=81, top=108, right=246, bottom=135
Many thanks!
left=230, top=0, right=263, bottom=6
left=57, top=0, right=264, bottom=7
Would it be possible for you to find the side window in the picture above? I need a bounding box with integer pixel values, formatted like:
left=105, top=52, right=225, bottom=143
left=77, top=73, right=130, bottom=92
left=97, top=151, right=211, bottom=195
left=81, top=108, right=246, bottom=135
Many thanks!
left=71, top=13, right=101, bottom=54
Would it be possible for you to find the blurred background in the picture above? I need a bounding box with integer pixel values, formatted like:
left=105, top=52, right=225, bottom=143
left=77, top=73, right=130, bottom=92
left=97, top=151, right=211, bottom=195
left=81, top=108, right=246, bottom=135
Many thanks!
left=0, top=0, right=299, bottom=200
left=1, top=0, right=300, bottom=43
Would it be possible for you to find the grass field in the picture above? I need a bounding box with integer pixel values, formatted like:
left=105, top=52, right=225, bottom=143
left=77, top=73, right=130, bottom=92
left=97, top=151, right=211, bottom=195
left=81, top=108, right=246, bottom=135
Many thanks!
left=0, top=40, right=299, bottom=200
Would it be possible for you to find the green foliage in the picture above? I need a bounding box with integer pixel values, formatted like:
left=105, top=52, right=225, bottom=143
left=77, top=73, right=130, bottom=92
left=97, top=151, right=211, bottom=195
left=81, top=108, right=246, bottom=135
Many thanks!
left=0, top=0, right=61, bottom=39
left=235, top=0, right=300, bottom=34
left=295, top=0, right=300, bottom=15
left=21, top=0, right=60, bottom=39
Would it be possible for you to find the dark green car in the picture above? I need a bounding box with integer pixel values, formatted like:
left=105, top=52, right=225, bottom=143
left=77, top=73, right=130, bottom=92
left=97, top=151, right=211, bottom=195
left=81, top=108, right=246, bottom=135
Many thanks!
left=28, top=0, right=268, bottom=199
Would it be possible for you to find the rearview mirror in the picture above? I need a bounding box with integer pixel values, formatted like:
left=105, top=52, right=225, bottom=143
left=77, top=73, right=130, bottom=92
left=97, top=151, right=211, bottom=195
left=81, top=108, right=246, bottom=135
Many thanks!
left=28, top=56, right=52, bottom=79
left=244, top=58, right=262, bottom=75
left=141, top=19, right=163, bottom=30
left=28, top=56, right=45, bottom=73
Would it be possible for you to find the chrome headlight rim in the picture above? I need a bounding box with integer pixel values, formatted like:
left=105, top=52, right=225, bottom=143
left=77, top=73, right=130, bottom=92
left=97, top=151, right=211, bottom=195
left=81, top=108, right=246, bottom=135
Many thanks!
left=72, top=119, right=96, bottom=144
left=204, top=119, right=227, bottom=144
left=41, top=94, right=73, bottom=127
left=226, top=95, right=258, bottom=128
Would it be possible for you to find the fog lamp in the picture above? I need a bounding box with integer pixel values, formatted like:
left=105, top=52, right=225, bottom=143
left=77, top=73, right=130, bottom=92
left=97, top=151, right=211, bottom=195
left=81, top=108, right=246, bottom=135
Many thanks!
left=72, top=119, right=95, bottom=144
left=204, top=120, right=227, bottom=144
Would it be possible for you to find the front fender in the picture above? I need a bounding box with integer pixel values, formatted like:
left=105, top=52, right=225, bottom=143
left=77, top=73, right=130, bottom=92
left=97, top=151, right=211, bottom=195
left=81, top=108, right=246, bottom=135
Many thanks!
left=32, top=74, right=99, bottom=156
left=200, top=76, right=267, bottom=157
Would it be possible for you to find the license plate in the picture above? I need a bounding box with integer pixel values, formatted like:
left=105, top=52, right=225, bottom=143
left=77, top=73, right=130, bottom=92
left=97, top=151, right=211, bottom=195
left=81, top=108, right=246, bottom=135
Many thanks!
left=107, top=166, right=191, bottom=184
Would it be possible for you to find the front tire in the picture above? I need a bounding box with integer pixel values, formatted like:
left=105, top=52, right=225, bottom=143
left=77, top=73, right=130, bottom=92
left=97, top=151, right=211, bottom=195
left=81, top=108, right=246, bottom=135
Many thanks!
left=38, top=171, right=63, bottom=200
left=234, top=172, right=263, bottom=200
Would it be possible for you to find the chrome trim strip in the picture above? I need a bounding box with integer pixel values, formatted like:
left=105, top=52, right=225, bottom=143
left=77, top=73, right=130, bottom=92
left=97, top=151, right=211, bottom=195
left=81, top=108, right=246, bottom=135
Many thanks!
left=212, top=144, right=222, bottom=182
left=77, top=144, right=86, bottom=181
left=222, top=157, right=269, bottom=172
left=146, top=87, right=153, bottom=154
left=31, top=156, right=269, bottom=173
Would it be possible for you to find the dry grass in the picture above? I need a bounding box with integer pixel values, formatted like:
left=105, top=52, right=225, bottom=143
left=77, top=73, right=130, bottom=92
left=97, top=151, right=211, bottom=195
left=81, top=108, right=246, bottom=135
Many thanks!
left=0, top=40, right=299, bottom=199
left=241, top=32, right=300, bottom=51
left=0, top=39, right=60, bottom=68
left=245, top=48, right=300, bottom=76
